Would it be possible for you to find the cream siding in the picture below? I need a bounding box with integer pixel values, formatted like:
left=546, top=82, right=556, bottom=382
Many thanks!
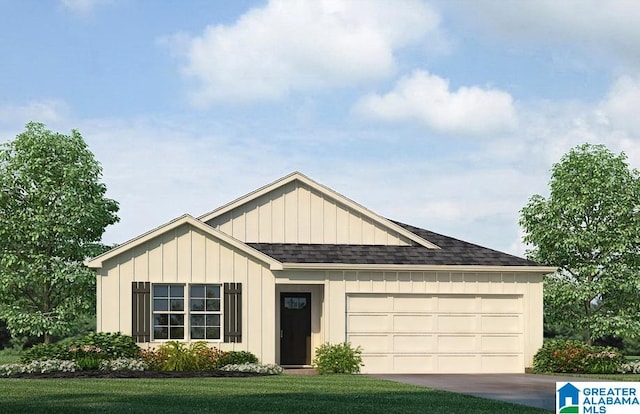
left=206, top=180, right=412, bottom=245
left=96, top=223, right=277, bottom=363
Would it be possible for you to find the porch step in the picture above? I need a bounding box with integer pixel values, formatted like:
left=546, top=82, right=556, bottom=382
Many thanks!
left=284, top=368, right=317, bottom=376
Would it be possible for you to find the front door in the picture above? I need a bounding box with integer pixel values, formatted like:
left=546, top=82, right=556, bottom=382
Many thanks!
left=280, top=292, right=311, bottom=365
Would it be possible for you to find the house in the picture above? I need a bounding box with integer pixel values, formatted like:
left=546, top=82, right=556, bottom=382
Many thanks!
left=85, top=172, right=554, bottom=374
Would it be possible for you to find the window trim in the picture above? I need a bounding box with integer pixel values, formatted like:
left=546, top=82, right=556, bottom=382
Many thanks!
left=151, top=283, right=223, bottom=342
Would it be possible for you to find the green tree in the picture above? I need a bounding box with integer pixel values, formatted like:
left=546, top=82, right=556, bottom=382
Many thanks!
left=520, top=143, right=640, bottom=345
left=0, top=122, right=119, bottom=343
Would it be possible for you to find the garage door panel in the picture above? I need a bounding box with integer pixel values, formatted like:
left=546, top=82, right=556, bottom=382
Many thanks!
left=480, top=355, right=523, bottom=373
left=481, top=315, right=522, bottom=333
left=348, top=314, right=391, bottom=332
left=393, top=314, right=433, bottom=332
left=349, top=334, right=390, bottom=353
left=437, top=296, right=478, bottom=313
left=437, top=355, right=480, bottom=372
left=481, top=335, right=522, bottom=352
left=437, top=315, right=478, bottom=332
left=392, top=295, right=435, bottom=312
left=393, top=355, right=434, bottom=372
left=393, top=335, right=435, bottom=352
left=349, top=295, right=391, bottom=312
left=438, top=335, right=478, bottom=352
left=481, top=295, right=522, bottom=313
left=361, top=355, right=391, bottom=373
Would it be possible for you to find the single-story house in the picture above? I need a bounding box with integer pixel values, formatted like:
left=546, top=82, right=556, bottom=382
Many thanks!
left=86, top=172, right=554, bottom=374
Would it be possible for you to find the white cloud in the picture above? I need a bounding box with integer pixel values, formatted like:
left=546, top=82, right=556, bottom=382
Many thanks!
left=60, top=0, right=112, bottom=15
left=353, top=70, right=517, bottom=135
left=0, top=99, right=69, bottom=126
left=165, top=0, right=442, bottom=105
left=450, top=0, right=640, bottom=68
left=599, top=75, right=640, bottom=136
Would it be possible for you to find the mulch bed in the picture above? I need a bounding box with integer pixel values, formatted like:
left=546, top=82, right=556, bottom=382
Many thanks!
left=3, top=370, right=266, bottom=379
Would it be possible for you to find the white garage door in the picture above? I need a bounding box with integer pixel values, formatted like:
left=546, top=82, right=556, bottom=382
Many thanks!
left=346, top=293, right=524, bottom=374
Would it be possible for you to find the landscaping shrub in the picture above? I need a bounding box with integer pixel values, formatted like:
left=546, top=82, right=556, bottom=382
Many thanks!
left=1, top=359, right=78, bottom=376
left=21, top=343, right=70, bottom=363
left=76, top=332, right=139, bottom=359
left=99, top=358, right=146, bottom=371
left=140, top=343, right=260, bottom=371
left=21, top=332, right=140, bottom=369
left=220, top=363, right=284, bottom=375
left=69, top=345, right=106, bottom=370
left=140, top=341, right=224, bottom=371
left=213, top=351, right=259, bottom=368
left=618, top=360, right=640, bottom=374
left=533, top=339, right=624, bottom=374
left=151, top=341, right=196, bottom=371
left=312, top=342, right=363, bottom=374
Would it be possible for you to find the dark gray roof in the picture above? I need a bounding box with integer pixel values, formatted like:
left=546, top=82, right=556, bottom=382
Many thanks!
left=247, top=220, right=541, bottom=267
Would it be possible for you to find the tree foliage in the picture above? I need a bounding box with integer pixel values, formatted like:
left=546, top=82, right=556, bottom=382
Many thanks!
left=520, top=143, right=640, bottom=344
left=0, top=122, right=119, bottom=342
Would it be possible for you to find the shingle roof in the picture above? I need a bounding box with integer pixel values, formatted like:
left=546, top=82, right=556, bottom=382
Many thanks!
left=247, top=220, right=541, bottom=267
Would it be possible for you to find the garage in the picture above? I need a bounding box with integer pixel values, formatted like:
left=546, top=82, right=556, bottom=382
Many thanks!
left=346, top=293, right=524, bottom=374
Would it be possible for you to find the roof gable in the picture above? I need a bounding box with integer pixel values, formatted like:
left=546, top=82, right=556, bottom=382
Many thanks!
left=85, top=214, right=283, bottom=270
left=198, top=172, right=439, bottom=249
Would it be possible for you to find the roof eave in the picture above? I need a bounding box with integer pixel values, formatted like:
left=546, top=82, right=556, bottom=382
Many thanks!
left=278, top=262, right=557, bottom=273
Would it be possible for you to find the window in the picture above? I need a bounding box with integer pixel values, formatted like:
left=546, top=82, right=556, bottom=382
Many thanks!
left=190, top=285, right=221, bottom=340
left=152, top=283, right=221, bottom=341
left=152, top=285, right=184, bottom=340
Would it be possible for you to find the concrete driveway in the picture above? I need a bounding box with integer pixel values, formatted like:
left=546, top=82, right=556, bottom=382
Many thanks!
left=369, top=374, right=599, bottom=411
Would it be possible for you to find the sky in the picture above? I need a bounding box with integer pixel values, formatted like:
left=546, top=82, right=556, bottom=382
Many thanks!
left=2, top=0, right=640, bottom=257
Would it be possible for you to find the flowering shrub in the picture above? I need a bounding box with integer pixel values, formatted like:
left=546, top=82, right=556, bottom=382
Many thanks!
left=618, top=360, right=640, bottom=374
left=21, top=332, right=140, bottom=366
left=0, top=359, right=78, bottom=376
left=78, top=332, right=140, bottom=359
left=140, top=341, right=226, bottom=371
left=533, top=340, right=624, bottom=374
left=220, top=363, right=284, bottom=375
left=140, top=342, right=260, bottom=371
left=69, top=345, right=106, bottom=370
left=99, top=358, right=146, bottom=371
left=0, top=364, right=25, bottom=377
left=313, top=342, right=363, bottom=374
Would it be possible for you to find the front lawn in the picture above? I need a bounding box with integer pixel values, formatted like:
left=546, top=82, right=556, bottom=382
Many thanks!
left=0, top=375, right=548, bottom=413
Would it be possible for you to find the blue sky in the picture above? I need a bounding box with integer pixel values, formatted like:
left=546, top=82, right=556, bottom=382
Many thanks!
left=2, top=0, right=640, bottom=256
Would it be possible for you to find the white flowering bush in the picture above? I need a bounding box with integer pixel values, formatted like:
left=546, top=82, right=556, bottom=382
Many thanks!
left=220, top=363, right=284, bottom=375
left=618, top=360, right=640, bottom=374
left=0, top=364, right=25, bottom=377
left=99, top=358, right=146, bottom=371
left=0, top=359, right=78, bottom=376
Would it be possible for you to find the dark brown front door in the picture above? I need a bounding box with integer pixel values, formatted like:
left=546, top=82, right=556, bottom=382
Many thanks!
left=280, top=292, right=311, bottom=365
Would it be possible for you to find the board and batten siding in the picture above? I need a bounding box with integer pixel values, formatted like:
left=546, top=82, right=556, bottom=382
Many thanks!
left=276, top=269, right=543, bottom=373
left=96, top=223, right=277, bottom=363
left=206, top=180, right=412, bottom=245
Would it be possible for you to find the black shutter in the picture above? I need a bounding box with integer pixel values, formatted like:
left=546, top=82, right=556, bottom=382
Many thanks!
left=224, top=283, right=242, bottom=343
left=132, top=282, right=151, bottom=343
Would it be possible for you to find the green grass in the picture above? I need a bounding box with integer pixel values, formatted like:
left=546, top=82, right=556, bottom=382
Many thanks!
left=0, top=375, right=549, bottom=414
